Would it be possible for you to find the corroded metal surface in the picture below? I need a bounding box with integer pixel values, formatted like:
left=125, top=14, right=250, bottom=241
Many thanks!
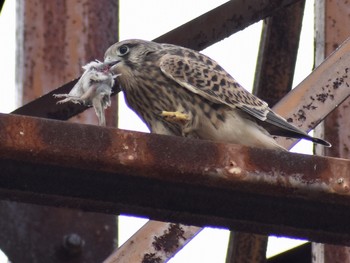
left=155, top=0, right=302, bottom=50
left=228, top=3, right=304, bottom=261
left=313, top=0, right=350, bottom=262
left=253, top=1, right=305, bottom=106
left=16, top=0, right=119, bottom=106
left=103, top=221, right=201, bottom=263
left=1, top=113, right=350, bottom=245
left=226, top=233, right=269, bottom=263
left=314, top=0, right=350, bottom=159
left=16, top=0, right=119, bottom=126
left=3, top=1, right=119, bottom=262
left=274, top=35, right=350, bottom=149
left=0, top=202, right=116, bottom=263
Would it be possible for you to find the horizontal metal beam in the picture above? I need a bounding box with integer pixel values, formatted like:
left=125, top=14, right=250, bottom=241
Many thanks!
left=1, top=113, right=350, bottom=245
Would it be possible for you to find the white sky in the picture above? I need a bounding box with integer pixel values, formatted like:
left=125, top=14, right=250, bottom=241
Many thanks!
left=0, top=0, right=315, bottom=261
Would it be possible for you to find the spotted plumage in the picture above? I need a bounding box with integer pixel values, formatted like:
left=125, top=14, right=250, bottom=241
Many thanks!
left=104, top=39, right=330, bottom=150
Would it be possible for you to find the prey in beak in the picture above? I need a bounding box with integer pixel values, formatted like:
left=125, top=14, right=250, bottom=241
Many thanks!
left=53, top=60, right=120, bottom=126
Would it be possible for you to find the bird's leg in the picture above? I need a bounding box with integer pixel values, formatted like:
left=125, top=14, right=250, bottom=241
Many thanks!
left=160, top=111, right=190, bottom=125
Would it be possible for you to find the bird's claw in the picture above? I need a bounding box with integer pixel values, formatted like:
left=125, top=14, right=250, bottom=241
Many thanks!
left=53, top=94, right=83, bottom=105
left=161, top=111, right=190, bottom=125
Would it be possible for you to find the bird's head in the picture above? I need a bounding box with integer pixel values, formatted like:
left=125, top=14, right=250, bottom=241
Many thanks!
left=104, top=39, right=162, bottom=73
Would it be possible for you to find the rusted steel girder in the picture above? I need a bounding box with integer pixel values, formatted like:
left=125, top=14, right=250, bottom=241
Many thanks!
left=253, top=1, right=305, bottom=106
left=313, top=0, right=350, bottom=262
left=103, top=221, right=201, bottom=263
left=4, top=1, right=119, bottom=263
left=1, top=113, right=350, bottom=246
left=154, top=0, right=302, bottom=50
left=274, top=35, right=350, bottom=149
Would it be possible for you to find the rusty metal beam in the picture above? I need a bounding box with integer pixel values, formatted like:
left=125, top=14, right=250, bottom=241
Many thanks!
left=2, top=1, right=119, bottom=262
left=273, top=35, right=350, bottom=149
left=253, top=1, right=305, bottom=106
left=226, top=233, right=269, bottom=263
left=314, top=0, right=350, bottom=158
left=154, top=0, right=302, bottom=50
left=1, top=113, right=350, bottom=246
left=103, top=221, right=201, bottom=263
left=313, top=0, right=350, bottom=262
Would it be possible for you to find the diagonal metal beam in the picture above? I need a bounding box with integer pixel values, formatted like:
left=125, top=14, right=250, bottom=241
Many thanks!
left=154, top=0, right=302, bottom=50
left=274, top=36, right=350, bottom=149
left=102, top=221, right=201, bottom=263
left=1, top=113, right=350, bottom=246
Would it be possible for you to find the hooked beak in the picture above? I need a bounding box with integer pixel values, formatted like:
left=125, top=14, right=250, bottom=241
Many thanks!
left=104, top=55, right=120, bottom=65
left=103, top=59, right=120, bottom=73
left=105, top=60, right=120, bottom=66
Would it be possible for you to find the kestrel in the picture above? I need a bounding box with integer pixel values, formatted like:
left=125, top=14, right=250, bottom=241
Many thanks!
left=104, top=39, right=330, bottom=150
left=54, top=60, right=118, bottom=126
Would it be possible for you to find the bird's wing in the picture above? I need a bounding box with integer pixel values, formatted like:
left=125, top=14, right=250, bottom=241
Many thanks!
left=159, top=51, right=331, bottom=147
left=159, top=52, right=269, bottom=121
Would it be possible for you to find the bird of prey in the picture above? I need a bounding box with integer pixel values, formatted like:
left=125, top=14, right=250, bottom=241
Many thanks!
left=54, top=60, right=118, bottom=126
left=104, top=39, right=330, bottom=150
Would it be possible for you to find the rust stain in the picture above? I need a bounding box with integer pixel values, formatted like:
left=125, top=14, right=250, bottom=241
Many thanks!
left=237, top=148, right=335, bottom=194
left=152, top=223, right=186, bottom=254
left=316, top=93, right=329, bottom=103
left=142, top=253, right=162, bottom=263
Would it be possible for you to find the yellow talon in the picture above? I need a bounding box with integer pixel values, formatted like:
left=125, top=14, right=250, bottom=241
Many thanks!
left=161, top=111, right=190, bottom=124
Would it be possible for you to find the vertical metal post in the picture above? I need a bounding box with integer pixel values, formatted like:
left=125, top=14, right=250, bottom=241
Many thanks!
left=0, top=1, right=119, bottom=262
left=313, top=0, right=350, bottom=262
left=226, top=2, right=305, bottom=262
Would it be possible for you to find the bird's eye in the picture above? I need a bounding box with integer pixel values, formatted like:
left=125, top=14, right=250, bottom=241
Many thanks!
left=118, top=45, right=129, bottom=56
